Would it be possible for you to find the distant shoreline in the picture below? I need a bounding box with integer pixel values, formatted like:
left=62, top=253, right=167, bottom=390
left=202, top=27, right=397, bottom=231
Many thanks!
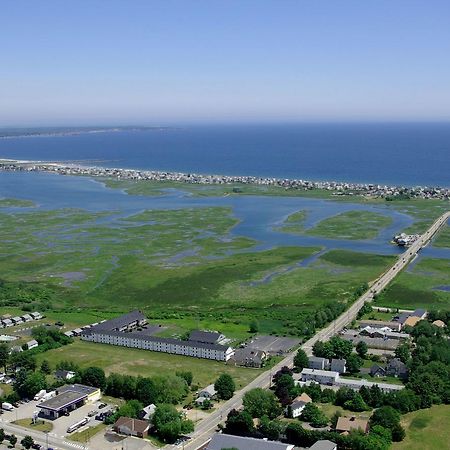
left=1, top=158, right=449, bottom=200
left=0, top=126, right=172, bottom=139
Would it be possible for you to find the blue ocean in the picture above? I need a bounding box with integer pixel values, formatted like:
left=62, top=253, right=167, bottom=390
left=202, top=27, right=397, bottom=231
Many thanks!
left=1, top=123, right=449, bottom=187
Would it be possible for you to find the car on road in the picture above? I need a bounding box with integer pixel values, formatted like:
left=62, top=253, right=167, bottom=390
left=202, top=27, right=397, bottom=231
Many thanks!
left=88, top=410, right=97, bottom=417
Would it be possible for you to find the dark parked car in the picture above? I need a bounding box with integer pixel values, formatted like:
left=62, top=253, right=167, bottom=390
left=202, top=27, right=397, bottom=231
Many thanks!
left=98, top=402, right=107, bottom=409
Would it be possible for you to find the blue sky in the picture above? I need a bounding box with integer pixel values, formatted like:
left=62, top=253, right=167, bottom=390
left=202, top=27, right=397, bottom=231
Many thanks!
left=1, top=0, right=450, bottom=125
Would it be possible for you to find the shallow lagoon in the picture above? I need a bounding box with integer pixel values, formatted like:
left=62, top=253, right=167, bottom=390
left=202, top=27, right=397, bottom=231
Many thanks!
left=1, top=171, right=449, bottom=261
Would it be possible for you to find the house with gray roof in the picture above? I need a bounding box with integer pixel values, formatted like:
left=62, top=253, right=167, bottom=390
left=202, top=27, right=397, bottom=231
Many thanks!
left=308, top=356, right=328, bottom=370
left=370, top=364, right=387, bottom=378
left=309, top=440, right=337, bottom=450
left=198, top=384, right=216, bottom=399
left=386, top=358, right=408, bottom=379
left=330, top=358, right=346, bottom=374
left=206, top=433, right=294, bottom=450
left=232, top=348, right=266, bottom=368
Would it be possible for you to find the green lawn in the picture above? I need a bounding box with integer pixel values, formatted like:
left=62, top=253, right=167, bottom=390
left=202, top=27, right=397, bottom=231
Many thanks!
left=13, top=418, right=53, bottom=432
left=375, top=257, right=450, bottom=310
left=36, top=340, right=263, bottom=388
left=393, top=405, right=450, bottom=450
left=317, top=403, right=372, bottom=420
left=68, top=423, right=106, bottom=443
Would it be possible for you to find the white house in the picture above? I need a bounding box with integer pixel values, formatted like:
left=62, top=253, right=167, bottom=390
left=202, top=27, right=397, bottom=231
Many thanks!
left=198, top=384, right=217, bottom=399
left=140, top=403, right=156, bottom=421
left=26, top=340, right=39, bottom=350
left=30, top=312, right=42, bottom=320
left=301, top=368, right=339, bottom=385
left=21, top=314, right=33, bottom=322
left=289, top=392, right=312, bottom=418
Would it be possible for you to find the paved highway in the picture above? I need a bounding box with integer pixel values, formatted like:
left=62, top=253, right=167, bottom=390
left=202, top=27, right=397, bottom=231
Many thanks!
left=0, top=419, right=87, bottom=450
left=177, top=211, right=450, bottom=450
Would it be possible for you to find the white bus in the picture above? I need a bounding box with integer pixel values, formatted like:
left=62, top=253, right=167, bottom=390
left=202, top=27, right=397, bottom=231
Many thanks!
left=67, top=417, right=89, bottom=433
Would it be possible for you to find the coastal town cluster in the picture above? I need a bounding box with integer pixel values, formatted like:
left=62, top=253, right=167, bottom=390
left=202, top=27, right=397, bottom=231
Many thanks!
left=1, top=159, right=449, bottom=200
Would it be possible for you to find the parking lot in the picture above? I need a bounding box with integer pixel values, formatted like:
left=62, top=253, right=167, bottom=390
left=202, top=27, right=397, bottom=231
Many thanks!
left=1, top=397, right=112, bottom=440
left=246, top=335, right=300, bottom=354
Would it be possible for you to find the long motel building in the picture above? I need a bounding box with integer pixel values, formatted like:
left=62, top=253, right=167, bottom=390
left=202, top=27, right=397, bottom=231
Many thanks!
left=80, top=311, right=234, bottom=361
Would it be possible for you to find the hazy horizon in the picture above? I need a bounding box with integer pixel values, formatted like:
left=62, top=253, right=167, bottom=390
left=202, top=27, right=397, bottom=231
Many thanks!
left=2, top=0, right=450, bottom=125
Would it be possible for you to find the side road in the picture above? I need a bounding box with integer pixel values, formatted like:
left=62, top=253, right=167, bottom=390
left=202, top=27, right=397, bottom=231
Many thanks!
left=176, top=211, right=450, bottom=450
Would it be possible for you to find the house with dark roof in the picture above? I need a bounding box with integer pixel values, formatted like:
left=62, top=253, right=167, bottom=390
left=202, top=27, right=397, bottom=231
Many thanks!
left=189, top=330, right=224, bottom=345
left=205, top=433, right=294, bottom=450
left=289, top=392, right=312, bottom=418
left=113, top=417, right=149, bottom=438
left=309, top=440, right=338, bottom=450
left=232, top=348, right=266, bottom=368
left=386, top=358, right=408, bottom=379
left=370, top=364, right=387, bottom=378
left=412, top=309, right=427, bottom=319
left=330, top=358, right=346, bottom=374
left=308, top=356, right=329, bottom=370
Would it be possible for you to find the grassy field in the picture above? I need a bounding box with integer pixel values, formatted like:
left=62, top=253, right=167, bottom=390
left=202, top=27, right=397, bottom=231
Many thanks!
left=13, top=418, right=53, bottom=432
left=68, top=423, right=106, bottom=443
left=317, top=402, right=373, bottom=420
left=305, top=210, right=393, bottom=240
left=433, top=224, right=450, bottom=248
left=393, top=405, right=450, bottom=450
left=375, top=257, right=450, bottom=310
left=0, top=197, right=36, bottom=207
left=277, top=210, right=308, bottom=234
left=36, top=339, right=263, bottom=388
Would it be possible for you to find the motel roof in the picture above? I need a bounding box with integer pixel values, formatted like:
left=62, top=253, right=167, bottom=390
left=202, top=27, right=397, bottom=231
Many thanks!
left=82, top=329, right=232, bottom=352
left=90, top=310, right=146, bottom=332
